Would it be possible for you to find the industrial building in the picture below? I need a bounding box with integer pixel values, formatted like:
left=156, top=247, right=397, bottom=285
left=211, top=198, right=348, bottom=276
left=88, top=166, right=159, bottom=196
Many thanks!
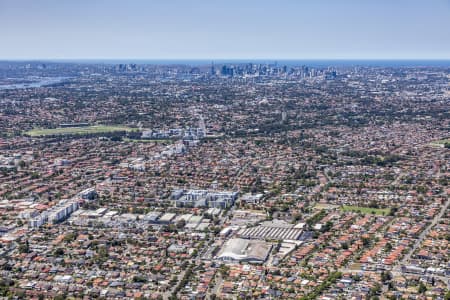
left=216, top=238, right=272, bottom=264
left=238, top=222, right=303, bottom=241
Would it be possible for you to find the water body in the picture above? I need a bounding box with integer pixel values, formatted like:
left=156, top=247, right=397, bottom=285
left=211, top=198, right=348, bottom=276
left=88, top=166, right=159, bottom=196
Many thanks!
left=0, top=77, right=68, bottom=90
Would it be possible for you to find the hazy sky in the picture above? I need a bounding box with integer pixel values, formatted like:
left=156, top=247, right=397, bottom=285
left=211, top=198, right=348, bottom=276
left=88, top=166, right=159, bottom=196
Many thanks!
left=1, top=0, right=449, bottom=60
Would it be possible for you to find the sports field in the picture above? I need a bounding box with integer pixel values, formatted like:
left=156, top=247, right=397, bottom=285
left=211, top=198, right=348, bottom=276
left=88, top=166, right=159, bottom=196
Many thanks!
left=26, top=125, right=133, bottom=137
left=341, top=205, right=390, bottom=215
left=314, top=203, right=339, bottom=210
left=124, top=138, right=172, bottom=143
left=429, top=138, right=450, bottom=147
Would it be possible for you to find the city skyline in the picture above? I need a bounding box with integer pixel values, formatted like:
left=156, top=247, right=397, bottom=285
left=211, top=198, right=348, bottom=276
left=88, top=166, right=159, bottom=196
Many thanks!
left=1, top=0, right=449, bottom=60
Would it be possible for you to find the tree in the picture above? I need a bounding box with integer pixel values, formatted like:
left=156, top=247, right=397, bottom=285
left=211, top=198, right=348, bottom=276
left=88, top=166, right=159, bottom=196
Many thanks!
left=54, top=248, right=64, bottom=256
left=418, top=282, right=427, bottom=294
left=369, top=283, right=381, bottom=297
left=0, top=279, right=13, bottom=297
left=444, top=290, right=450, bottom=300
left=381, top=271, right=392, bottom=283
left=389, top=207, right=398, bottom=216
left=176, top=219, right=186, bottom=229
left=384, top=242, right=393, bottom=253
left=54, top=293, right=67, bottom=300
left=322, top=221, right=333, bottom=232
left=362, top=237, right=370, bottom=247
left=133, top=275, right=148, bottom=283
left=219, top=264, right=230, bottom=277
left=18, top=240, right=30, bottom=253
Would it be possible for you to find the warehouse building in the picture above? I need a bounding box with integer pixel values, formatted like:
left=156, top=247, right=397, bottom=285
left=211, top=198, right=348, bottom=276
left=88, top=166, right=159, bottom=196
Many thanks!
left=216, top=238, right=271, bottom=264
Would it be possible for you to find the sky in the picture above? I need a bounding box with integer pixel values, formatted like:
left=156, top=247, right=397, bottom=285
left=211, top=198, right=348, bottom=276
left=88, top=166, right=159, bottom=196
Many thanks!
left=0, top=0, right=449, bottom=60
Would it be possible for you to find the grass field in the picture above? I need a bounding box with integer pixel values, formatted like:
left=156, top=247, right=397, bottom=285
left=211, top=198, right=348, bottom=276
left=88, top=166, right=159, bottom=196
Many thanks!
left=341, top=205, right=390, bottom=216
left=314, top=203, right=339, bottom=210
left=26, top=125, right=134, bottom=137
left=348, top=263, right=363, bottom=271
left=429, top=138, right=450, bottom=147
left=124, top=138, right=172, bottom=143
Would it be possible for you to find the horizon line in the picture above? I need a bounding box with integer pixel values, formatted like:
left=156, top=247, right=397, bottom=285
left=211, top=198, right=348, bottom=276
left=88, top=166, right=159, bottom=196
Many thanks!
left=2, top=58, right=450, bottom=62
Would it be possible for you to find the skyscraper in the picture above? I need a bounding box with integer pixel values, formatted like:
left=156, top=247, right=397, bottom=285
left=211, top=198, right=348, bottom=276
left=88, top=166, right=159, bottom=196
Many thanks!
left=211, top=61, right=215, bottom=76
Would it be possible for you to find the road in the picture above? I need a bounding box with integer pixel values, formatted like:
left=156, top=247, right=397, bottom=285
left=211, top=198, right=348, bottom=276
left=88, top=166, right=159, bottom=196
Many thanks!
left=339, top=196, right=450, bottom=290
left=396, top=197, right=449, bottom=266
left=207, top=272, right=223, bottom=299
left=169, top=203, right=235, bottom=299
left=338, top=268, right=448, bottom=287
left=232, top=160, right=251, bottom=190
left=163, top=269, right=186, bottom=300
left=323, top=168, right=333, bottom=184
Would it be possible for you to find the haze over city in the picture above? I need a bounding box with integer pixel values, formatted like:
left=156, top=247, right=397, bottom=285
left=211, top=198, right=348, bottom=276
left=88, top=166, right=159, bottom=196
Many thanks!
left=1, top=0, right=450, bottom=60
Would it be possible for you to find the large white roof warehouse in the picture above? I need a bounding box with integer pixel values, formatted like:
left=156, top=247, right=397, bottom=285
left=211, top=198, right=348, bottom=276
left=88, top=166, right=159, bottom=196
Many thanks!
left=238, top=220, right=303, bottom=241
left=216, top=238, right=272, bottom=264
left=238, top=225, right=303, bottom=241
